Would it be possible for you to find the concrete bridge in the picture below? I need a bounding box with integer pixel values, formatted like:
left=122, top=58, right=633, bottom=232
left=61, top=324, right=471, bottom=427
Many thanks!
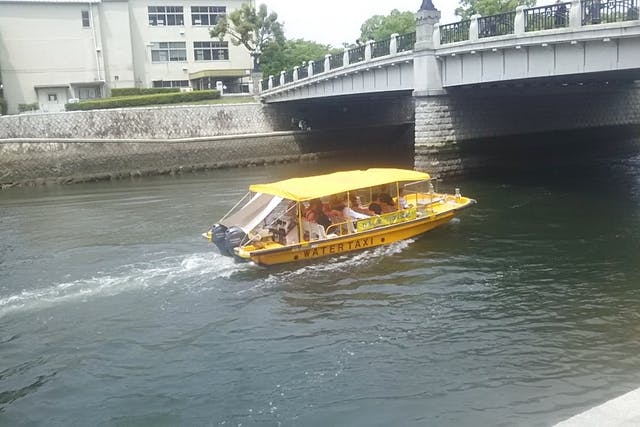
left=259, top=0, right=640, bottom=175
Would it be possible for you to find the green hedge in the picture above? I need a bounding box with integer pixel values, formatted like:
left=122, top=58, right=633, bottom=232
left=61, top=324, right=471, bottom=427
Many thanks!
left=111, top=87, right=180, bottom=97
left=0, top=97, right=7, bottom=115
left=18, top=103, right=39, bottom=113
left=65, top=90, right=220, bottom=111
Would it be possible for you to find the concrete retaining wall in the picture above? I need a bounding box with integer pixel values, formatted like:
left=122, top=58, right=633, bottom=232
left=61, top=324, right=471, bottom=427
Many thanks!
left=0, top=132, right=333, bottom=187
left=0, top=103, right=323, bottom=188
left=0, top=103, right=275, bottom=139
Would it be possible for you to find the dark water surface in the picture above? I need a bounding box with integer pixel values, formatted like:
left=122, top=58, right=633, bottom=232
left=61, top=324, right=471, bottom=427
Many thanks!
left=2, top=150, right=640, bottom=426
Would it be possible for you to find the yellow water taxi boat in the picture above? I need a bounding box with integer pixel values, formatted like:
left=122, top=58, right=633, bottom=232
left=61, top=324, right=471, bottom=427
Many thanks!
left=203, top=168, right=475, bottom=266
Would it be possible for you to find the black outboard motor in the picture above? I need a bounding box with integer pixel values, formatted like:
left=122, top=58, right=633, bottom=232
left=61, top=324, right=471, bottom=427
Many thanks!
left=224, top=226, right=248, bottom=259
left=211, top=224, right=229, bottom=256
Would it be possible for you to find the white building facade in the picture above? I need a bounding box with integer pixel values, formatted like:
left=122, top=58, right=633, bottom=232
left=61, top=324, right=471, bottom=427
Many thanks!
left=0, top=0, right=254, bottom=114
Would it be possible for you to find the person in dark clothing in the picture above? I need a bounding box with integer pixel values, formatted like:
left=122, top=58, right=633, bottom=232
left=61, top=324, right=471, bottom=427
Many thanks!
left=305, top=198, right=331, bottom=229
left=555, top=1, right=567, bottom=27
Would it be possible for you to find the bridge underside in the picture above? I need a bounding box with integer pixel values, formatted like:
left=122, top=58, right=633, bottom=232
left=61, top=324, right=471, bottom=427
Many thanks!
left=415, top=79, right=640, bottom=176
left=265, top=91, right=415, bottom=132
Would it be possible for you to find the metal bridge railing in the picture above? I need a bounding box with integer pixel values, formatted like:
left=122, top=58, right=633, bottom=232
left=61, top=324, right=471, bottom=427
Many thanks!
left=348, top=45, right=366, bottom=64
left=283, top=70, right=294, bottom=84
left=397, top=32, right=416, bottom=52
left=372, top=38, right=391, bottom=58
left=297, top=65, right=309, bottom=79
left=440, top=20, right=471, bottom=44
left=312, top=60, right=325, bottom=75
left=525, top=2, right=571, bottom=31
left=261, top=32, right=415, bottom=93
left=582, top=0, right=639, bottom=25
left=438, top=0, right=640, bottom=45
left=329, top=52, right=344, bottom=69
left=478, top=11, right=516, bottom=38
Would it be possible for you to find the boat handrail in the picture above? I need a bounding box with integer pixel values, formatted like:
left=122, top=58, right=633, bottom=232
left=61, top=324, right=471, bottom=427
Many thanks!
left=325, top=220, right=348, bottom=237
left=402, top=179, right=431, bottom=188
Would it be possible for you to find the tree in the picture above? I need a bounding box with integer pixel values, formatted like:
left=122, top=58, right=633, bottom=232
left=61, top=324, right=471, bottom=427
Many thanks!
left=455, top=0, right=536, bottom=20
left=260, top=39, right=336, bottom=79
left=210, top=3, right=284, bottom=72
left=359, top=9, right=416, bottom=42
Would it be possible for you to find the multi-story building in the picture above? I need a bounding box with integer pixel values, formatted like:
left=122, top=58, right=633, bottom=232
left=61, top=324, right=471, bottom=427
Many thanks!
left=0, top=0, right=254, bottom=114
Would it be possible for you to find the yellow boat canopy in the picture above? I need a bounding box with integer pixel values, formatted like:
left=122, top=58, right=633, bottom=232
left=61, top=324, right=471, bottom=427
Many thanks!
left=249, top=168, right=431, bottom=201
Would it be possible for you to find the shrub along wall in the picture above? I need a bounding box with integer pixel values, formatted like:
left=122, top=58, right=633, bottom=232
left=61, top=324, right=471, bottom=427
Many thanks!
left=65, top=90, right=220, bottom=111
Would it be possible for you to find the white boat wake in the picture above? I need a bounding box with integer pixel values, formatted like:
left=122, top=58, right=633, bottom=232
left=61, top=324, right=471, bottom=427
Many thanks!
left=0, top=251, right=245, bottom=318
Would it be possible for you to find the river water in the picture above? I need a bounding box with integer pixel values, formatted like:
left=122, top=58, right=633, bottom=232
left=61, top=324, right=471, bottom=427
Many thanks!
left=1, top=145, right=640, bottom=426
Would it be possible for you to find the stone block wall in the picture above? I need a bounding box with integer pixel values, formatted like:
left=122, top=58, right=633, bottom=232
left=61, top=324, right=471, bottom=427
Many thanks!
left=0, top=133, right=332, bottom=187
left=0, top=103, right=275, bottom=139
left=0, top=103, right=311, bottom=187
left=414, top=84, right=640, bottom=175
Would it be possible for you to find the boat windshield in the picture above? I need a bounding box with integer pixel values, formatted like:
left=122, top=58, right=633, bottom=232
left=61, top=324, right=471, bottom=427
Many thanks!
left=220, top=193, right=283, bottom=232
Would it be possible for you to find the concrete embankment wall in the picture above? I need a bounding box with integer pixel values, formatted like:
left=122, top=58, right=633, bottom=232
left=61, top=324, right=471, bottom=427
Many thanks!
left=0, top=133, right=333, bottom=187
left=0, top=103, right=301, bottom=187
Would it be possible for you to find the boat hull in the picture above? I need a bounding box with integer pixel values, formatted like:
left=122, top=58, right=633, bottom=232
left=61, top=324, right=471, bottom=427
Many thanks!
left=244, top=212, right=457, bottom=266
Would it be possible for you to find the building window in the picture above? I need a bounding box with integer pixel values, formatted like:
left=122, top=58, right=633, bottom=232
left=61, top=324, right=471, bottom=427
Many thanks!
left=81, top=10, right=90, bottom=27
left=151, top=42, right=187, bottom=62
left=77, top=87, right=100, bottom=99
left=191, top=6, right=226, bottom=26
left=48, top=94, right=58, bottom=101
left=152, top=80, right=189, bottom=88
left=148, top=6, right=184, bottom=26
left=194, top=41, right=229, bottom=61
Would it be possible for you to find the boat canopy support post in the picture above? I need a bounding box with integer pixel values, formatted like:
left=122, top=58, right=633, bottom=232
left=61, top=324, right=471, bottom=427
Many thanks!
left=297, top=201, right=304, bottom=244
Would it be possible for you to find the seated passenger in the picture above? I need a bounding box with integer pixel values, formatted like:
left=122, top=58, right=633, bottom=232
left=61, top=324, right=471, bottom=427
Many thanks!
left=368, top=202, right=382, bottom=215
left=347, top=194, right=374, bottom=217
left=398, top=188, right=412, bottom=209
left=376, top=193, right=397, bottom=213
left=325, top=196, right=345, bottom=222
left=305, top=198, right=331, bottom=229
